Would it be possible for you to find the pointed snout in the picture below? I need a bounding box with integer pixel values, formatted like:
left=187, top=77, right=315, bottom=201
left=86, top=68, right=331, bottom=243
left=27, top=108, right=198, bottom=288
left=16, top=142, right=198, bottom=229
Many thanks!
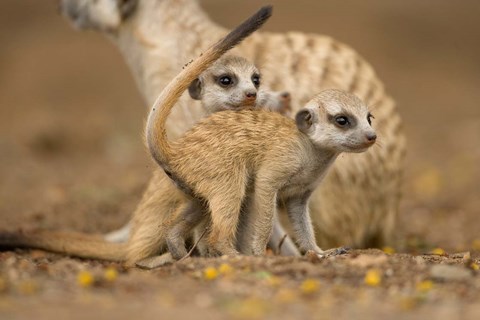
left=365, top=132, right=377, bottom=144
left=243, top=90, right=257, bottom=106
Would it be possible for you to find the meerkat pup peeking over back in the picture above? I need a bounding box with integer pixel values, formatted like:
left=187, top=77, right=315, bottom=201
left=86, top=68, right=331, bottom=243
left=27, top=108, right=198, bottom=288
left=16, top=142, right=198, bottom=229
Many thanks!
left=146, top=6, right=377, bottom=257
left=188, top=55, right=291, bottom=116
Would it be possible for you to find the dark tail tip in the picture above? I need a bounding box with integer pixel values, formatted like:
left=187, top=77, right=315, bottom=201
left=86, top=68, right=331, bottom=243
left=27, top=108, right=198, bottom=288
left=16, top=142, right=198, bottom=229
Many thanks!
left=215, top=5, right=273, bottom=52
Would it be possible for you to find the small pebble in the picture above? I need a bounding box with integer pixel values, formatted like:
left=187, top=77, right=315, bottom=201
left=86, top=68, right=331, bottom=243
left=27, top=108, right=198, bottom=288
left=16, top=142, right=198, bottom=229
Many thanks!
left=364, top=269, right=382, bottom=287
left=430, top=264, right=472, bottom=281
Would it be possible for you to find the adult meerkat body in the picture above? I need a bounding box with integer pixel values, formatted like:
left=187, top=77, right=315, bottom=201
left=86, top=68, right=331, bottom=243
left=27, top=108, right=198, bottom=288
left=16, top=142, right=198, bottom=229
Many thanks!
left=71, top=0, right=402, bottom=249
left=39, top=0, right=403, bottom=256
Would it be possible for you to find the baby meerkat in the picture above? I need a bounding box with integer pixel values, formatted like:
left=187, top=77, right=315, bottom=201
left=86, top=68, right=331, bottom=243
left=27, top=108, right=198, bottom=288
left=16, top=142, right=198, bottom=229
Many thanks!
left=147, top=12, right=377, bottom=256
left=189, top=55, right=291, bottom=116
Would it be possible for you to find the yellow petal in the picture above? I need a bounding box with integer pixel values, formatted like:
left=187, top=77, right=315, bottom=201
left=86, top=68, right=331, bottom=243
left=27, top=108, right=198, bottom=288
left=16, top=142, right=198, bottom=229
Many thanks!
left=364, top=269, right=382, bottom=287
left=203, top=267, right=219, bottom=280
left=77, top=271, right=95, bottom=288
left=416, top=280, right=433, bottom=293
left=300, top=279, right=320, bottom=294
left=431, top=248, right=446, bottom=255
left=104, top=267, right=118, bottom=282
left=382, top=246, right=395, bottom=255
left=218, top=263, right=233, bottom=275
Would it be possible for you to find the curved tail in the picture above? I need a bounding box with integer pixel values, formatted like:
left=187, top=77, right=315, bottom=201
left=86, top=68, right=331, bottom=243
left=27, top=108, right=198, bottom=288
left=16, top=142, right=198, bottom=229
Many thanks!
left=0, top=229, right=126, bottom=261
left=145, top=6, right=273, bottom=169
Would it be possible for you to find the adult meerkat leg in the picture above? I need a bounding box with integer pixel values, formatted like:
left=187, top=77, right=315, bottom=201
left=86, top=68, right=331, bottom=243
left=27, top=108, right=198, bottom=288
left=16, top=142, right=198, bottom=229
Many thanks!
left=285, top=192, right=323, bottom=254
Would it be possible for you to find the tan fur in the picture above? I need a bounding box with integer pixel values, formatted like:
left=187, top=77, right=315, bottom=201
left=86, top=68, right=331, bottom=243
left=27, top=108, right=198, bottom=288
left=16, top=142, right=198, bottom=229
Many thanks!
left=0, top=0, right=403, bottom=262
left=0, top=229, right=126, bottom=261
left=0, top=5, right=274, bottom=266
left=166, top=54, right=296, bottom=259
left=145, top=6, right=377, bottom=256
left=96, top=0, right=405, bottom=248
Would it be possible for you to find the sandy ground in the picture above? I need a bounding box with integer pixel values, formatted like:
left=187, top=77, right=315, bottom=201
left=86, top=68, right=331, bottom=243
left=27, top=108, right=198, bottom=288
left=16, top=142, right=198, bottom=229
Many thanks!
left=0, top=0, right=479, bottom=319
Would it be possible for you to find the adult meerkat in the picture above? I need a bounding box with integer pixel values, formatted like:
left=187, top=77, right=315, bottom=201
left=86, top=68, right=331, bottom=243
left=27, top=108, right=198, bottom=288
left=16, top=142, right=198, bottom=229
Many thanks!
left=60, top=0, right=404, bottom=249
left=145, top=11, right=377, bottom=258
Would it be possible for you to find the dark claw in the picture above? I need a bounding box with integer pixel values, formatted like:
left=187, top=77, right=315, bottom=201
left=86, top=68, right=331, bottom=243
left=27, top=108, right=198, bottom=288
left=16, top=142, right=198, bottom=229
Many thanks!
left=334, top=246, right=350, bottom=255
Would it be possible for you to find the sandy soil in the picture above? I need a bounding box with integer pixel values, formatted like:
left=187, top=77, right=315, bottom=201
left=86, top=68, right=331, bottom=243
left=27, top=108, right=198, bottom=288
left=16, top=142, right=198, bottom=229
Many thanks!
left=0, top=1, right=479, bottom=319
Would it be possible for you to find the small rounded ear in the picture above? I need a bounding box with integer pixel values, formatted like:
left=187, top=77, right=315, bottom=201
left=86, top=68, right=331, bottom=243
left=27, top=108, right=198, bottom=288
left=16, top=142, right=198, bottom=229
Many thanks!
left=295, top=108, right=315, bottom=134
left=188, top=78, right=203, bottom=100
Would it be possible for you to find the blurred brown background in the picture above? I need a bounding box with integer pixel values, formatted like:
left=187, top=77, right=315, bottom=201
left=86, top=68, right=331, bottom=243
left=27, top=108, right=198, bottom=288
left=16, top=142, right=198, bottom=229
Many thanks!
left=0, top=0, right=479, bottom=251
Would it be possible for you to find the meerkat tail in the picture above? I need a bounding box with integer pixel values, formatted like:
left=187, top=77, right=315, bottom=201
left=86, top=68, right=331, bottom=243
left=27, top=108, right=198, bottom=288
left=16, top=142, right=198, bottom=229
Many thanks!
left=145, top=6, right=272, bottom=168
left=0, top=230, right=126, bottom=261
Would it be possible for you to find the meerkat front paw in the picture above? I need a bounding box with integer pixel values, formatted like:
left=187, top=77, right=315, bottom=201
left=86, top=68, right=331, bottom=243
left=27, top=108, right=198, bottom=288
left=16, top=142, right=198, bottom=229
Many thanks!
left=278, top=91, right=292, bottom=115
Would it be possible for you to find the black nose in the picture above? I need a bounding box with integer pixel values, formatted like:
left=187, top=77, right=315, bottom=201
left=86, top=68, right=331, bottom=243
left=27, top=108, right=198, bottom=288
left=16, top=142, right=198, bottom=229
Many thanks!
left=245, top=91, right=257, bottom=98
left=281, top=92, right=290, bottom=98
left=366, top=132, right=377, bottom=142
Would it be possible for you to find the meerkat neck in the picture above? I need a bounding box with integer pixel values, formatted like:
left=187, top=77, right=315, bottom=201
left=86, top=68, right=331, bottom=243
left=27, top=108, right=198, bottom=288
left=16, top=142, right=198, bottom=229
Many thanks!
left=303, top=138, right=340, bottom=178
left=111, top=0, right=225, bottom=106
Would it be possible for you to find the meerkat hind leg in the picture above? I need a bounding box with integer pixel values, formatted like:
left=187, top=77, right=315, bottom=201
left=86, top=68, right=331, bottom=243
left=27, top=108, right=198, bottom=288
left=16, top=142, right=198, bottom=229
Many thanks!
left=247, top=184, right=278, bottom=256
left=207, top=193, right=245, bottom=257
left=166, top=199, right=206, bottom=260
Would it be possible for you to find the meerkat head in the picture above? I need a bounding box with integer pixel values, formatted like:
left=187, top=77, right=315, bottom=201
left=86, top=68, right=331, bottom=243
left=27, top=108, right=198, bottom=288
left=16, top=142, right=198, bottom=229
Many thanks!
left=188, top=55, right=261, bottom=113
left=60, top=0, right=137, bottom=31
left=295, top=89, right=376, bottom=153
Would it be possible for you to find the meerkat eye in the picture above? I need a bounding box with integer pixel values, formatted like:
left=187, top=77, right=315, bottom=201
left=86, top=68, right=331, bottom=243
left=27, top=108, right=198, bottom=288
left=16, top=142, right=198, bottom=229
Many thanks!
left=367, top=113, right=375, bottom=125
left=218, top=75, right=233, bottom=87
left=251, top=74, right=261, bottom=87
left=335, top=116, right=349, bottom=127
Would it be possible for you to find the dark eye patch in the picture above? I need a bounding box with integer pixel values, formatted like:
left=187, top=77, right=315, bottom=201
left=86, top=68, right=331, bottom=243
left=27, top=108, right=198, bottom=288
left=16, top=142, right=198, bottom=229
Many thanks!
left=335, top=116, right=349, bottom=126
left=251, top=73, right=261, bottom=87
left=214, top=73, right=236, bottom=87
left=328, top=112, right=357, bottom=128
